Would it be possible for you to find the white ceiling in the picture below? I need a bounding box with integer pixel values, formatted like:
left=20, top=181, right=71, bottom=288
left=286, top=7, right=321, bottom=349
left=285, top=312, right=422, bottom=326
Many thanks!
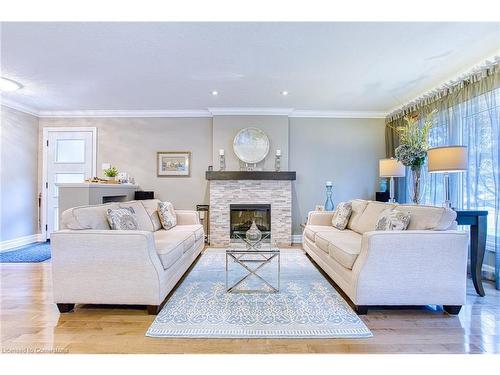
left=1, top=22, right=499, bottom=116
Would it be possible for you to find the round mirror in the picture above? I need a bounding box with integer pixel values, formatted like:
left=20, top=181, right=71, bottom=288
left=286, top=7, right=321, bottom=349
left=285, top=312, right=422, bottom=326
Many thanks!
left=233, top=127, right=270, bottom=164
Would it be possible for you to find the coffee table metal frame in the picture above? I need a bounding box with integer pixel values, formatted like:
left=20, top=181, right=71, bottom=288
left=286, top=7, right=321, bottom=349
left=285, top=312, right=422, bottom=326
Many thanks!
left=225, top=233, right=280, bottom=293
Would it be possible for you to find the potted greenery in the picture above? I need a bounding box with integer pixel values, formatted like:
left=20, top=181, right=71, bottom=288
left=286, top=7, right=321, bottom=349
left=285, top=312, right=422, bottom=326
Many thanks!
left=103, top=166, right=119, bottom=182
left=391, top=110, right=435, bottom=204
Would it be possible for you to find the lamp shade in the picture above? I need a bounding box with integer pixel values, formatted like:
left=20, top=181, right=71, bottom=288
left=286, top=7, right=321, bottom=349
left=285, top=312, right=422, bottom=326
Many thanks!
left=379, top=158, right=405, bottom=177
left=428, top=146, right=468, bottom=173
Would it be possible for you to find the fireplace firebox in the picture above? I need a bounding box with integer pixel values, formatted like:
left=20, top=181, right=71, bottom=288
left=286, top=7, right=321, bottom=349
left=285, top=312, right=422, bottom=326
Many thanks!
left=230, top=204, right=271, bottom=238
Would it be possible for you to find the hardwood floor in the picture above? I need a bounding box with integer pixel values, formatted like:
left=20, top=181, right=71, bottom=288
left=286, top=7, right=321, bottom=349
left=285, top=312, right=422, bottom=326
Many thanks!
left=1, top=249, right=499, bottom=354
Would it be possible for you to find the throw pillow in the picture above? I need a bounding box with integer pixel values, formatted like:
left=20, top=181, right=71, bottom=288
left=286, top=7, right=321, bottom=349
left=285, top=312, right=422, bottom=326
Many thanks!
left=331, top=201, right=352, bottom=230
left=158, top=201, right=177, bottom=230
left=106, top=207, right=139, bottom=230
left=375, top=208, right=411, bottom=231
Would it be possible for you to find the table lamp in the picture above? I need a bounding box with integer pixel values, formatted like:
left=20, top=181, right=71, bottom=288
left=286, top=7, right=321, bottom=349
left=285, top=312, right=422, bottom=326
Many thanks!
left=379, top=158, right=405, bottom=203
left=427, top=146, right=468, bottom=208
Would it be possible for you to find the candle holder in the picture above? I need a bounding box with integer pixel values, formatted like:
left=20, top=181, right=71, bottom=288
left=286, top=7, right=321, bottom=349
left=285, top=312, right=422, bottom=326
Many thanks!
left=219, top=155, right=226, bottom=171
left=275, top=155, right=281, bottom=171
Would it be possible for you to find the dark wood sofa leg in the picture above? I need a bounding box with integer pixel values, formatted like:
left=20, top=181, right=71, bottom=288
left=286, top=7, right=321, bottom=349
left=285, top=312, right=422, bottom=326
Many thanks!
left=443, top=305, right=462, bottom=315
left=355, top=305, right=368, bottom=315
left=57, top=303, right=75, bottom=313
left=147, top=305, right=161, bottom=315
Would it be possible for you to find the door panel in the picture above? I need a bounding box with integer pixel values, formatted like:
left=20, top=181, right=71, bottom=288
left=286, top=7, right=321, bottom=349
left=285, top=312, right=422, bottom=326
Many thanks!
left=45, top=130, right=95, bottom=237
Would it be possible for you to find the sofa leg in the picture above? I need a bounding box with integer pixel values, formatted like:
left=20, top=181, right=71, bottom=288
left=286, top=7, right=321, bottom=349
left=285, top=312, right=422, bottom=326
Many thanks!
left=443, top=305, right=462, bottom=315
left=355, top=305, right=368, bottom=315
left=57, top=303, right=75, bottom=313
left=147, top=305, right=161, bottom=315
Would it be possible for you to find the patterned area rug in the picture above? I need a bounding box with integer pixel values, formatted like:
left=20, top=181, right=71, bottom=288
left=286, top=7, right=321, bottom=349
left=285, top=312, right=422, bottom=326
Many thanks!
left=147, top=249, right=372, bottom=339
left=0, top=242, right=51, bottom=263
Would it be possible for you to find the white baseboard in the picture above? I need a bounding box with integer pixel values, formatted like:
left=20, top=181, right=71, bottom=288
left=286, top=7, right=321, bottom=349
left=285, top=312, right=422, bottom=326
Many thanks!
left=0, top=234, right=44, bottom=252
left=291, top=235, right=303, bottom=244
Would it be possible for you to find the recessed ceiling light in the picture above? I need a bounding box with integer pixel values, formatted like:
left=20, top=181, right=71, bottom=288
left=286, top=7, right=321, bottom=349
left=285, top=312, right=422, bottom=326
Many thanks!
left=211, top=90, right=218, bottom=96
left=281, top=90, right=289, bottom=96
left=0, top=77, right=23, bottom=92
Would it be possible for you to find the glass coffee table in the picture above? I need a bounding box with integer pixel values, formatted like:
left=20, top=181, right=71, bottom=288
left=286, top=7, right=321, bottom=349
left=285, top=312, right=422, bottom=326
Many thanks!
left=225, top=233, right=280, bottom=293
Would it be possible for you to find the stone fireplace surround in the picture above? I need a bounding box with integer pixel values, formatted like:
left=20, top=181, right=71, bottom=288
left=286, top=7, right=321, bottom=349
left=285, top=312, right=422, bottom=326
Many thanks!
left=208, top=173, right=294, bottom=247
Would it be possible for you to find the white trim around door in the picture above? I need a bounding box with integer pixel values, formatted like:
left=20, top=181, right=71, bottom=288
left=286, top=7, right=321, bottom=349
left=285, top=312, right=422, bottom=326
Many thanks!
left=41, top=127, right=97, bottom=240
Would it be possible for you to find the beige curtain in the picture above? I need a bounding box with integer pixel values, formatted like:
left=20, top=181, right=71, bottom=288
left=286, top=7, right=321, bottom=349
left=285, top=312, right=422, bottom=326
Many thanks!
left=386, top=64, right=500, bottom=150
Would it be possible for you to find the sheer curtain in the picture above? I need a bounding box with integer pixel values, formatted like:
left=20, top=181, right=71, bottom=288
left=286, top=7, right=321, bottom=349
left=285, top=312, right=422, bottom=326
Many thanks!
left=386, top=66, right=500, bottom=289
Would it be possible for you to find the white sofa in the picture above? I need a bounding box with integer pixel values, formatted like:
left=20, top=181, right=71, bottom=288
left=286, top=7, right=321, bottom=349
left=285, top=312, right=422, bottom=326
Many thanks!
left=51, top=199, right=204, bottom=314
left=303, top=199, right=469, bottom=315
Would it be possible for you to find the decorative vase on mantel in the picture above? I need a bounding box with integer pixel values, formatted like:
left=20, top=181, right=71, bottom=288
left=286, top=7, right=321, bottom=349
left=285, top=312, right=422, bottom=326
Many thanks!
left=246, top=219, right=262, bottom=243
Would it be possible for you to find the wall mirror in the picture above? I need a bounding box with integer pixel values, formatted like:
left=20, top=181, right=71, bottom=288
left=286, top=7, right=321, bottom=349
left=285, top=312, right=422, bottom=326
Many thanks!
left=233, top=127, right=270, bottom=164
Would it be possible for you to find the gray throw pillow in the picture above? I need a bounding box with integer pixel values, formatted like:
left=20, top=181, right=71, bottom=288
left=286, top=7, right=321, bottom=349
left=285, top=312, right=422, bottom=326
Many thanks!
left=106, top=207, right=139, bottom=230
left=158, top=201, right=177, bottom=230
left=332, top=201, right=352, bottom=230
left=375, top=208, right=411, bottom=231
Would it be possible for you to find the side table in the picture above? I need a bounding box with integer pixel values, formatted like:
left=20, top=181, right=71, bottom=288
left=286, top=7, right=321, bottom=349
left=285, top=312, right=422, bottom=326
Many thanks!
left=455, top=210, right=488, bottom=297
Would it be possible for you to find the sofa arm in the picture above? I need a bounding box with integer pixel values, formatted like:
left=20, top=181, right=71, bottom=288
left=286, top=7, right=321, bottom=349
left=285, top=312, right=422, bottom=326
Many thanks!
left=351, top=230, right=469, bottom=305
left=307, top=211, right=335, bottom=226
left=175, top=210, right=200, bottom=225
left=50, top=230, right=165, bottom=305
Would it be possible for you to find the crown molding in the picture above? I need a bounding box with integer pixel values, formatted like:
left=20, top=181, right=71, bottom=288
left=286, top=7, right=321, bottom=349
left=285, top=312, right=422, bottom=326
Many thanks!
left=290, top=110, right=387, bottom=118
left=0, top=101, right=388, bottom=119
left=1, top=98, right=39, bottom=117
left=208, top=107, right=294, bottom=116
left=37, top=109, right=212, bottom=118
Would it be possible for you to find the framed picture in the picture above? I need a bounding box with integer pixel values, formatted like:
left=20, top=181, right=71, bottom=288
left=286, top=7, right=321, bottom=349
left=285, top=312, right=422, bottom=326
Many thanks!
left=157, top=151, right=191, bottom=177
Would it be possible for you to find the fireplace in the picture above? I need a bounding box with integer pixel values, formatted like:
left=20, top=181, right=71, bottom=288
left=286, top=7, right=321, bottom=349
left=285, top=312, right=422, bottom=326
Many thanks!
left=230, top=204, right=271, bottom=238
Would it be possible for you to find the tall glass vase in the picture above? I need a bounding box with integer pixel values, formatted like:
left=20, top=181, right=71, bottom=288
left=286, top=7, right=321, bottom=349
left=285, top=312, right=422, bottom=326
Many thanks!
left=408, top=165, right=424, bottom=204
left=324, top=184, right=335, bottom=211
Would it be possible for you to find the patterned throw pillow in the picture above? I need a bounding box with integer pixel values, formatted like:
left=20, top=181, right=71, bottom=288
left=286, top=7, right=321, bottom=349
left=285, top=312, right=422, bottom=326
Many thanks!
left=106, top=207, right=139, bottom=230
left=158, top=201, right=177, bottom=230
left=375, top=209, right=411, bottom=231
left=332, top=201, right=353, bottom=230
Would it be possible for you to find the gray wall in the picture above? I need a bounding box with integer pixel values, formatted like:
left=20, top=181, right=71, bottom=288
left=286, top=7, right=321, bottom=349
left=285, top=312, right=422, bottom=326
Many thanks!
left=289, top=117, right=386, bottom=234
left=38, top=117, right=213, bottom=209
left=212, top=115, right=289, bottom=171
left=1, top=106, right=39, bottom=241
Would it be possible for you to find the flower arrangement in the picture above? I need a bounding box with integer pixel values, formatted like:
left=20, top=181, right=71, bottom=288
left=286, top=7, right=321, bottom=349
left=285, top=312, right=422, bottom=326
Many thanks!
left=389, top=110, right=436, bottom=203
left=393, top=111, right=435, bottom=168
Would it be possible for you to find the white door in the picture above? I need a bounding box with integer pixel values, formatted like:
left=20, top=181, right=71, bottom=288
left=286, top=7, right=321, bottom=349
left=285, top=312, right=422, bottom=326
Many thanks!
left=44, top=128, right=96, bottom=237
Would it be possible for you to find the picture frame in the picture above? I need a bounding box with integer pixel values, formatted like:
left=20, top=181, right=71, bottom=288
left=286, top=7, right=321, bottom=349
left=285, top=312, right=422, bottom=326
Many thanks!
left=157, top=151, right=191, bottom=177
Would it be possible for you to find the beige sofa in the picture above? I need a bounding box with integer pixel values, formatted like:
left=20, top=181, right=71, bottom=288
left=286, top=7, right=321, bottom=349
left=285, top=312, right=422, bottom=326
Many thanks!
left=51, top=199, right=204, bottom=314
left=303, top=199, right=469, bottom=315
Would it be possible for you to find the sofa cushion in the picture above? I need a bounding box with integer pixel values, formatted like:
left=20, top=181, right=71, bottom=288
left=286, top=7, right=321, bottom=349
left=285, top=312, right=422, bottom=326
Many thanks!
left=158, top=201, right=177, bottom=230
left=153, top=230, right=194, bottom=269
left=346, top=199, right=369, bottom=232
left=375, top=208, right=411, bottom=231
left=106, top=207, right=139, bottom=230
left=118, top=201, right=155, bottom=232
left=315, top=230, right=362, bottom=270
left=139, top=199, right=162, bottom=231
left=352, top=201, right=396, bottom=234
left=396, top=204, right=457, bottom=230
left=168, top=224, right=204, bottom=242
left=60, top=203, right=120, bottom=230
left=332, top=201, right=352, bottom=230
left=304, top=225, right=339, bottom=242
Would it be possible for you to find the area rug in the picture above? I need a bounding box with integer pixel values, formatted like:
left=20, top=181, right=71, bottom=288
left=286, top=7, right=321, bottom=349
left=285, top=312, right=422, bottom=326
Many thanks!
left=146, top=249, right=372, bottom=339
left=0, top=242, right=51, bottom=263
